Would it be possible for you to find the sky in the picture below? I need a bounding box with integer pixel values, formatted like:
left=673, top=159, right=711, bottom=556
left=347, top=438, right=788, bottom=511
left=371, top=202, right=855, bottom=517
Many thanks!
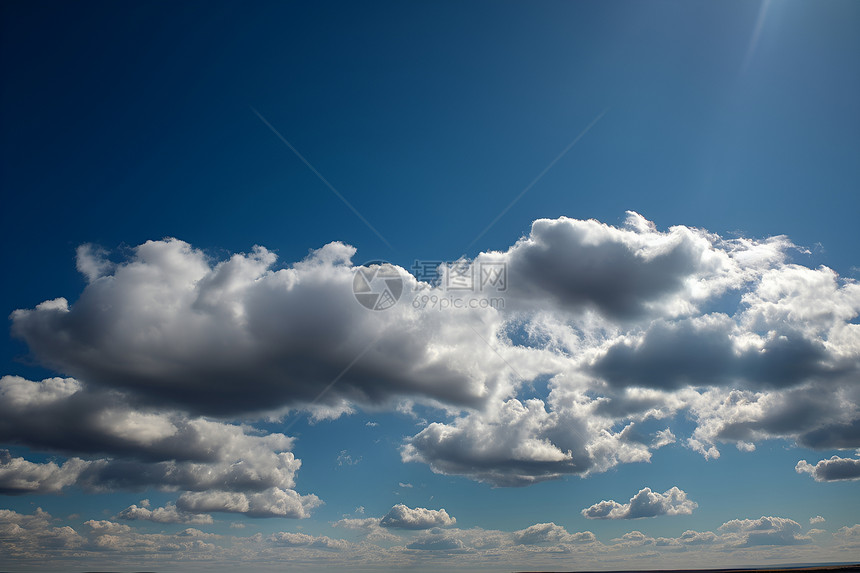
left=1, top=1, right=859, bottom=571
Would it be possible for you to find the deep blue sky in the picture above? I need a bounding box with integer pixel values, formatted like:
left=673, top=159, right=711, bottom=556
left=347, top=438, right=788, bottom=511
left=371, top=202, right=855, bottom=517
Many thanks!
left=1, top=1, right=859, bottom=571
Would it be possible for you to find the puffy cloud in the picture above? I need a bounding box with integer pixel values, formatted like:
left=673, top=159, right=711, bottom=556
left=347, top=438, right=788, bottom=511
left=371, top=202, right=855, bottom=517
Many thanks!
left=0, top=450, right=91, bottom=495
left=75, top=244, right=115, bottom=283
left=0, top=375, right=319, bottom=518
left=685, top=384, right=860, bottom=459
left=474, top=212, right=790, bottom=320
left=10, top=240, right=518, bottom=417
left=0, top=507, right=852, bottom=569
left=0, top=508, right=86, bottom=558
left=719, top=516, right=811, bottom=547
left=809, top=515, right=826, bottom=524
left=176, top=488, right=322, bottom=518
left=836, top=524, right=860, bottom=543
left=379, top=504, right=455, bottom=529
left=0, top=376, right=304, bottom=490
left=796, top=453, right=860, bottom=482
left=677, top=530, right=718, bottom=545
left=401, top=397, right=594, bottom=487
left=653, top=428, right=676, bottom=449
left=4, top=214, right=860, bottom=497
left=116, top=502, right=212, bottom=525
left=512, top=522, right=595, bottom=545
left=590, top=315, right=833, bottom=391
left=611, top=530, right=654, bottom=547
left=406, top=534, right=468, bottom=552
left=582, top=487, right=697, bottom=519
left=332, top=517, right=399, bottom=542
left=268, top=532, right=349, bottom=550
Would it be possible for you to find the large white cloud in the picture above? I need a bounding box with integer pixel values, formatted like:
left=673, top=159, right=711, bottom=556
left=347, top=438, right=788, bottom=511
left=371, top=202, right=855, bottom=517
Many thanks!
left=10, top=240, right=520, bottom=417
left=581, top=487, right=697, bottom=519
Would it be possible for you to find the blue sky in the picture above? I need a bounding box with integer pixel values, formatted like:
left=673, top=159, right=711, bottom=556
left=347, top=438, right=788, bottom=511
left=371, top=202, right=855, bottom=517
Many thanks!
left=1, top=1, right=859, bottom=571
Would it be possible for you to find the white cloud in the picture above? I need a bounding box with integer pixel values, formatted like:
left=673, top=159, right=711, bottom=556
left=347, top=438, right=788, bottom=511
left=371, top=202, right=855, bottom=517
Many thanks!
left=512, top=522, right=595, bottom=545
left=653, top=428, right=676, bottom=449
left=677, top=530, right=718, bottom=545
left=796, top=453, right=860, bottom=482
left=379, top=504, right=456, bottom=529
left=10, top=240, right=519, bottom=417
left=809, top=515, right=826, bottom=524
left=268, top=532, right=350, bottom=550
left=719, top=516, right=811, bottom=546
left=405, top=534, right=468, bottom=552
left=116, top=502, right=212, bottom=524
left=474, top=212, right=791, bottom=320
left=0, top=375, right=320, bottom=518
left=3, top=214, right=860, bottom=497
left=0, top=450, right=91, bottom=494
left=332, top=517, right=399, bottom=542
left=176, top=487, right=322, bottom=518
left=1, top=507, right=854, bottom=570
left=582, top=487, right=697, bottom=519
left=401, top=397, right=593, bottom=486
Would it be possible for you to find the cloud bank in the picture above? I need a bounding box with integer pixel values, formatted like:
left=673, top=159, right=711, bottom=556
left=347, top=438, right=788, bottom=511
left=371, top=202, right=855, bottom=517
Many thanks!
left=2, top=212, right=859, bottom=500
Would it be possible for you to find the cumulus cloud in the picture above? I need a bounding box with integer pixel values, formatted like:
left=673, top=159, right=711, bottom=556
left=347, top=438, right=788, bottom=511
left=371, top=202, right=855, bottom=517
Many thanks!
left=401, top=397, right=596, bottom=486
left=581, top=487, right=697, bottom=519
left=332, top=517, right=399, bottom=542
left=116, top=502, right=212, bottom=524
left=677, top=530, right=718, bottom=545
left=719, top=516, right=811, bottom=546
left=591, top=314, right=833, bottom=391
left=268, top=532, right=349, bottom=550
left=10, top=240, right=518, bottom=417
left=0, top=450, right=91, bottom=495
left=0, top=375, right=319, bottom=517
left=379, top=504, right=455, bottom=529
left=405, top=534, right=468, bottom=552
left=1, top=507, right=852, bottom=569
left=512, top=522, right=596, bottom=545
left=0, top=376, right=305, bottom=489
left=3, top=213, right=860, bottom=495
left=810, top=515, right=826, bottom=524
left=796, top=453, right=860, bottom=482
left=473, top=212, right=791, bottom=320
left=176, top=488, right=322, bottom=518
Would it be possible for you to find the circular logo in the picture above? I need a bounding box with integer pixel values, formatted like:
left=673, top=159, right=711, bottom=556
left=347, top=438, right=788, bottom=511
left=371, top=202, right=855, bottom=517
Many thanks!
left=352, top=261, right=404, bottom=311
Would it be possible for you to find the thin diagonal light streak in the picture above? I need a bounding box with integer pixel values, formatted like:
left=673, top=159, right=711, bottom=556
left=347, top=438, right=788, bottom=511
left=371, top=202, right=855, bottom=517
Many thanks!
left=251, top=107, right=395, bottom=251
left=282, top=335, right=381, bottom=433
left=463, top=108, right=608, bottom=255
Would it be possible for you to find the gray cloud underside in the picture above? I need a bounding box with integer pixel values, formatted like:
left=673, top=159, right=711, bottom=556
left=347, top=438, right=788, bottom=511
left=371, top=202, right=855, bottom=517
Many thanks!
left=796, top=454, right=860, bottom=482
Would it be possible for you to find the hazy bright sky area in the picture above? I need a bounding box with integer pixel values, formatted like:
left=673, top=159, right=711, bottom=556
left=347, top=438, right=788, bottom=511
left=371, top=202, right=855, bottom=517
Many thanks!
left=1, top=1, right=859, bottom=571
